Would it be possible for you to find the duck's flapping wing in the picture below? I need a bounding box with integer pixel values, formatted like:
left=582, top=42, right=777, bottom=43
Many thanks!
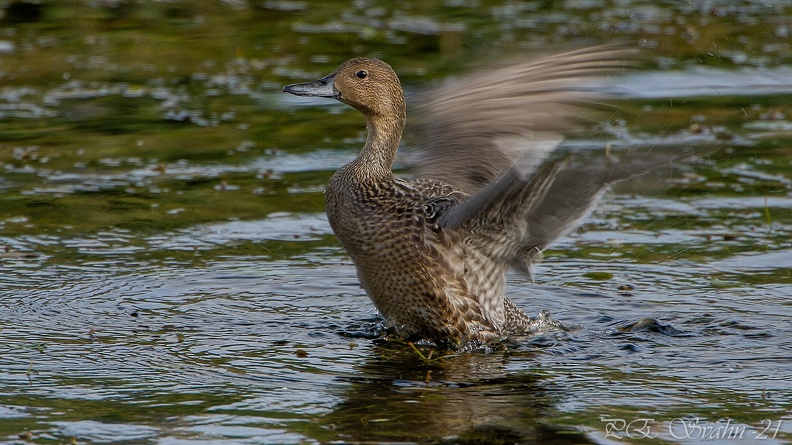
left=440, top=139, right=724, bottom=274
left=409, top=44, right=637, bottom=193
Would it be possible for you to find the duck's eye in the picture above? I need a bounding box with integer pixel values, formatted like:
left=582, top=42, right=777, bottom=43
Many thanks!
left=356, top=70, right=368, bottom=79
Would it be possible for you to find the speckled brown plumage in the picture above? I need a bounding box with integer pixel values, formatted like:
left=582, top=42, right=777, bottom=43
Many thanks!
left=283, top=47, right=698, bottom=347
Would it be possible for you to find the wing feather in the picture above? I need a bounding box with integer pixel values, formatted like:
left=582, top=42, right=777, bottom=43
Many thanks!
left=410, top=44, right=637, bottom=193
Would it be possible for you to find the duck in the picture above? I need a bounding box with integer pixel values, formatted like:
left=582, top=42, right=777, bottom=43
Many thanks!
left=283, top=46, right=697, bottom=348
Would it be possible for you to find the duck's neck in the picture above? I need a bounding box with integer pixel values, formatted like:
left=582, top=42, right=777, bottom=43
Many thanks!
left=348, top=107, right=406, bottom=182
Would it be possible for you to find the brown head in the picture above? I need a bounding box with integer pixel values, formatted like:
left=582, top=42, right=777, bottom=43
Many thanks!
left=283, top=57, right=405, bottom=120
left=284, top=58, right=407, bottom=175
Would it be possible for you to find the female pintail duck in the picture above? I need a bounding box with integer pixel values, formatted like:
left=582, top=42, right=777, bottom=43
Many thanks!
left=283, top=46, right=675, bottom=347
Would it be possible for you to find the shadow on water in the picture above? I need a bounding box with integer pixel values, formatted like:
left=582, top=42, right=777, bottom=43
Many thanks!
left=318, top=345, right=593, bottom=445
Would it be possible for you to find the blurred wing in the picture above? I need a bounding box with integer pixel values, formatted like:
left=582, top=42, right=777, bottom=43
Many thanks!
left=409, top=44, right=636, bottom=193
left=441, top=140, right=724, bottom=273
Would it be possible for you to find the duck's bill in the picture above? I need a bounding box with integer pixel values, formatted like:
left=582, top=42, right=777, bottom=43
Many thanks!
left=282, top=74, right=336, bottom=98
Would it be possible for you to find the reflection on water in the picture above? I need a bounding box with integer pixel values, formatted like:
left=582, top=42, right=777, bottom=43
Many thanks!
left=1, top=1, right=792, bottom=444
left=3, top=250, right=790, bottom=443
left=613, top=67, right=792, bottom=99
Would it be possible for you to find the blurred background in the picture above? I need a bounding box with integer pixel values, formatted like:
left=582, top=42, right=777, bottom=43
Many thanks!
left=1, top=1, right=791, bottom=444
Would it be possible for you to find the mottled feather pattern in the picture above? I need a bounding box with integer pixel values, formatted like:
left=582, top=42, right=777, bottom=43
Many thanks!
left=326, top=169, right=503, bottom=343
left=282, top=47, right=707, bottom=347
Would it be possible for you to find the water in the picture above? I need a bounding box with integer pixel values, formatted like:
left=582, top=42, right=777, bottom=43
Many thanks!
left=1, top=1, right=791, bottom=444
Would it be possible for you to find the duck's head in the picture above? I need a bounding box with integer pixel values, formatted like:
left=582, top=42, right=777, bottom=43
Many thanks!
left=283, top=57, right=404, bottom=118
